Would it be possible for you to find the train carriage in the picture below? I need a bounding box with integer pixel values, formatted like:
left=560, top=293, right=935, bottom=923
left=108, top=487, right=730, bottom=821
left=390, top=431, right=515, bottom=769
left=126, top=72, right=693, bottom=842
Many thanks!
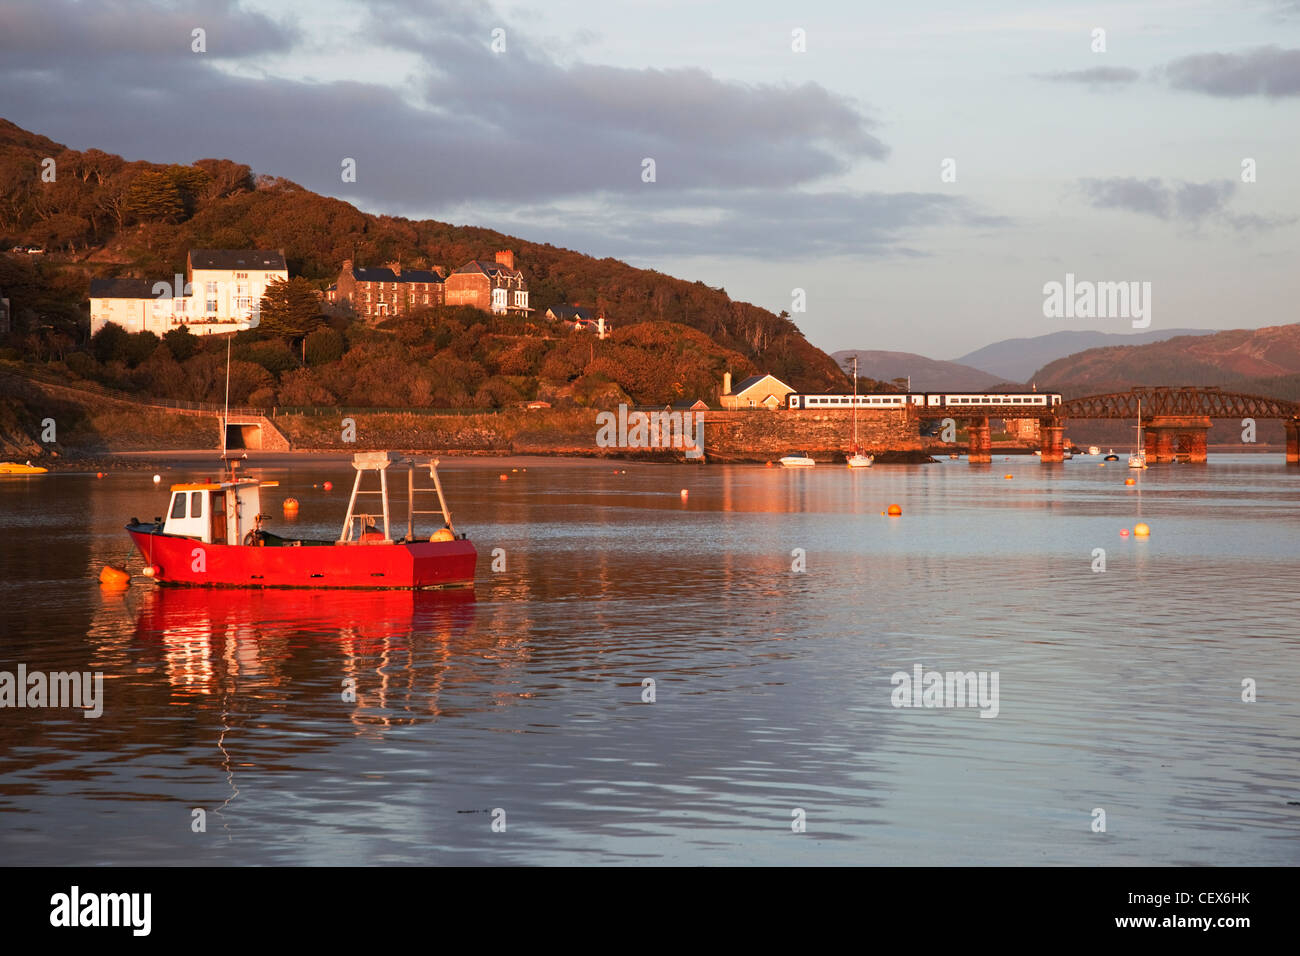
left=787, top=392, right=1062, bottom=409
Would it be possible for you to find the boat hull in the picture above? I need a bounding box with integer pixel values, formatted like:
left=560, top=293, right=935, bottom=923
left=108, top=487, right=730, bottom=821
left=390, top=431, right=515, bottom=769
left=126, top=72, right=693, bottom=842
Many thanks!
left=127, top=526, right=477, bottom=590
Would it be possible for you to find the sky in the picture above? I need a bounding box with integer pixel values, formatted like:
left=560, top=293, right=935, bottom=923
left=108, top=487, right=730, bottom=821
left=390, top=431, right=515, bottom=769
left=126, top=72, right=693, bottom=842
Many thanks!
left=1, top=0, right=1297, bottom=358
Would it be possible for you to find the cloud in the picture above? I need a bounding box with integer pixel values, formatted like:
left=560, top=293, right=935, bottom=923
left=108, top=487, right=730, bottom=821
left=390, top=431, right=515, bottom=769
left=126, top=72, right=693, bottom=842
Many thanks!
left=453, top=189, right=1006, bottom=259
left=0, top=0, right=1010, bottom=260
left=0, top=0, right=297, bottom=60
left=1033, top=67, right=1139, bottom=86
left=1164, top=46, right=1300, bottom=97
left=1076, top=177, right=1292, bottom=231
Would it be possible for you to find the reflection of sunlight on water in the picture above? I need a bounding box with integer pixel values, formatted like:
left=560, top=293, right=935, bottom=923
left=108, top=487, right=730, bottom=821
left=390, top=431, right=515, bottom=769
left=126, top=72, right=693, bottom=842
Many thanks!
left=0, top=457, right=1297, bottom=864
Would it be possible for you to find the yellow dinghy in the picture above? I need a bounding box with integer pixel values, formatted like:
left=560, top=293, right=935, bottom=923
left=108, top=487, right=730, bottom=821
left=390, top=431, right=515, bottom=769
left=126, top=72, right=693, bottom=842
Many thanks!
left=0, top=461, right=48, bottom=475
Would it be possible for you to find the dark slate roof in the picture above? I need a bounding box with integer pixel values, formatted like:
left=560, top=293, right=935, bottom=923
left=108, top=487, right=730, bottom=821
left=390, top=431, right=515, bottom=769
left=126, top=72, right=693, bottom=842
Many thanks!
left=454, top=259, right=522, bottom=278
left=670, top=398, right=708, bottom=410
left=399, top=269, right=444, bottom=283
left=189, top=249, right=286, bottom=270
left=353, top=267, right=400, bottom=283
left=89, top=277, right=166, bottom=299
left=729, top=374, right=770, bottom=394
left=547, top=305, right=592, bottom=321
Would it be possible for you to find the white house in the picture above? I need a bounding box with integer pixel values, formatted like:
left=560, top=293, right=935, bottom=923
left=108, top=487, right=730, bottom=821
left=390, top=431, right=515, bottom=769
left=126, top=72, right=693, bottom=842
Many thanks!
left=89, top=249, right=288, bottom=336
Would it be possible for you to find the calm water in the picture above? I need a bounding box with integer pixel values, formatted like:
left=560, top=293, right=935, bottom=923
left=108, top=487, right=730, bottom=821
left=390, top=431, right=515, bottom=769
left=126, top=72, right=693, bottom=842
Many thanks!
left=1, top=455, right=1297, bottom=865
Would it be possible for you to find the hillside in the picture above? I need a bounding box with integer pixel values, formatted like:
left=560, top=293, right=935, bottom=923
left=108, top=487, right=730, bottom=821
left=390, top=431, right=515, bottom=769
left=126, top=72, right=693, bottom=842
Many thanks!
left=0, top=117, right=847, bottom=412
left=1032, top=324, right=1300, bottom=396
left=832, top=349, right=1007, bottom=390
left=955, top=328, right=1215, bottom=382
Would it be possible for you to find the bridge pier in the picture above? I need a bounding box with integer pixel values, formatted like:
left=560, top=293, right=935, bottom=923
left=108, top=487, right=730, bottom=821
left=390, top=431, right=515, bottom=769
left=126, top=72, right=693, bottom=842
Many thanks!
left=1286, top=421, right=1300, bottom=465
left=1144, top=416, right=1211, bottom=462
left=1039, top=421, right=1064, bottom=462
left=968, top=418, right=991, bottom=463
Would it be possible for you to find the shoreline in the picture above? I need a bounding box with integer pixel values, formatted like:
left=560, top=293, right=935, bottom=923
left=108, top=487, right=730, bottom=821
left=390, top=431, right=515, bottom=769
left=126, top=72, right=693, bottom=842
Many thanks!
left=23, top=443, right=1287, bottom=473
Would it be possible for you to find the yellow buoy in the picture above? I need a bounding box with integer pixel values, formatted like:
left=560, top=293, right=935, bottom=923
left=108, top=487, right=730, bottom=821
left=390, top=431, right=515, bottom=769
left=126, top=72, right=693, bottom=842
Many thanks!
left=1134, top=522, right=1150, bottom=537
left=429, top=528, right=455, bottom=542
left=1125, top=477, right=1136, bottom=485
left=887, top=504, right=902, bottom=516
left=1004, top=474, right=1013, bottom=479
left=99, top=565, right=130, bottom=589
left=282, top=497, right=299, bottom=515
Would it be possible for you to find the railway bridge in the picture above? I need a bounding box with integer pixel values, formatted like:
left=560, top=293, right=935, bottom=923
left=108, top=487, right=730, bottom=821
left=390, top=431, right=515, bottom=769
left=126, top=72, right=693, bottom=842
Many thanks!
left=946, top=387, right=1300, bottom=463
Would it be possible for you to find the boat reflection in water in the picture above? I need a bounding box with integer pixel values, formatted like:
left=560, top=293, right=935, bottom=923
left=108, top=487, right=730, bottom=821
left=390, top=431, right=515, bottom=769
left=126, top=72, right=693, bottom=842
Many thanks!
left=133, top=585, right=485, bottom=729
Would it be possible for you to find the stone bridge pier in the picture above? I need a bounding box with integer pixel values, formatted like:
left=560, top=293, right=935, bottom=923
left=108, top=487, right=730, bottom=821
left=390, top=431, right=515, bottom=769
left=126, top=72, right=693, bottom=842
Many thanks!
left=967, top=418, right=991, bottom=463
left=1038, top=420, right=1064, bottom=462
left=1143, top=415, right=1210, bottom=462
left=1286, top=420, right=1300, bottom=465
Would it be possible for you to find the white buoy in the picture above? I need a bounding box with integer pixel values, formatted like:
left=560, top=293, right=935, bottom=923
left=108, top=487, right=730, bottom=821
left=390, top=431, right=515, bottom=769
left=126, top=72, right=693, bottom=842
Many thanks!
left=152, top=474, right=161, bottom=484
left=680, top=489, right=688, bottom=499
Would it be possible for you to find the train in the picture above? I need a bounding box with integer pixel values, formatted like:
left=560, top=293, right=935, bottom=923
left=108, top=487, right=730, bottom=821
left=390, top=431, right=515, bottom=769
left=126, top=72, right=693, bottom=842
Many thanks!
left=786, top=392, right=1063, bottom=409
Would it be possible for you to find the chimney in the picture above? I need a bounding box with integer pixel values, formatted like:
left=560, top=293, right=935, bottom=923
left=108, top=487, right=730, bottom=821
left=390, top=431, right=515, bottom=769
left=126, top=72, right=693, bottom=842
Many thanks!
left=723, top=372, right=732, bottom=395
left=342, top=258, right=353, bottom=273
left=495, top=250, right=514, bottom=270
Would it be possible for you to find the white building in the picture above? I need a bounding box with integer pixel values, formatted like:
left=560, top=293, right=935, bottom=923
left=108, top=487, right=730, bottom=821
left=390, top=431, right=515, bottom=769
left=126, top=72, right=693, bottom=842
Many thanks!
left=89, top=249, right=288, bottom=337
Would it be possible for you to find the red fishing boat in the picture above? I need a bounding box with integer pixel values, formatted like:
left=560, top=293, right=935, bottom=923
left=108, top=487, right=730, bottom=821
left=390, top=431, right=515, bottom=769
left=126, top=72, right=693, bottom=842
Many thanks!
left=126, top=452, right=476, bottom=589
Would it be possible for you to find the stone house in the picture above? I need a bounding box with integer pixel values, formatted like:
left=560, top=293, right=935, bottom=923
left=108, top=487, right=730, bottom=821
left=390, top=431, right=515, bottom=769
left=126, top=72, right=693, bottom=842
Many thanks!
left=325, top=260, right=445, bottom=322
left=443, top=250, right=530, bottom=315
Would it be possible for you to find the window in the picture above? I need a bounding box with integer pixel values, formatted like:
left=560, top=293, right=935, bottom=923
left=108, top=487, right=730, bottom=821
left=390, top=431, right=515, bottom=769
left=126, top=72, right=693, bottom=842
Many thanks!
left=236, top=272, right=248, bottom=280
left=205, top=280, right=218, bottom=314
left=190, top=491, right=204, bottom=517
left=492, top=288, right=507, bottom=311
left=170, top=494, right=187, bottom=519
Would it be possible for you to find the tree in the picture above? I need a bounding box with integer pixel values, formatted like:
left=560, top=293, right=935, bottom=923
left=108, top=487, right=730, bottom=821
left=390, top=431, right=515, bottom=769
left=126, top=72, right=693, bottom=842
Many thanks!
left=162, top=325, right=198, bottom=362
left=90, top=322, right=131, bottom=363
left=257, top=277, right=325, bottom=338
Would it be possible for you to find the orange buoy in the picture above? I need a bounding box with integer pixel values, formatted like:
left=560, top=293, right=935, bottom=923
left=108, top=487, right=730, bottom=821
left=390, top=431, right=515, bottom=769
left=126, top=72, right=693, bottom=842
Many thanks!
left=1004, top=474, right=1013, bottom=479
left=887, top=504, right=902, bottom=516
left=96, top=472, right=105, bottom=479
left=499, top=474, right=508, bottom=481
left=323, top=481, right=333, bottom=491
left=1134, top=522, right=1150, bottom=537
left=283, top=497, right=299, bottom=515
left=99, top=565, right=130, bottom=589
left=1120, top=528, right=1130, bottom=537
left=429, top=528, right=455, bottom=542
left=1125, top=477, right=1135, bottom=485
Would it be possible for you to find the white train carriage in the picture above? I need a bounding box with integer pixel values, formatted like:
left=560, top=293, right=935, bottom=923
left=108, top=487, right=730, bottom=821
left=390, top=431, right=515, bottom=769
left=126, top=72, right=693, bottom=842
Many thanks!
left=787, top=392, right=1062, bottom=409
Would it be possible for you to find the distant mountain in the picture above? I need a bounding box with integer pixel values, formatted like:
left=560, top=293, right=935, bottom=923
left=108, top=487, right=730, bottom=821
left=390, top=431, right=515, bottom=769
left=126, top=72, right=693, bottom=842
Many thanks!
left=831, top=349, right=1007, bottom=390
left=955, top=329, right=1215, bottom=382
left=1032, top=324, right=1300, bottom=395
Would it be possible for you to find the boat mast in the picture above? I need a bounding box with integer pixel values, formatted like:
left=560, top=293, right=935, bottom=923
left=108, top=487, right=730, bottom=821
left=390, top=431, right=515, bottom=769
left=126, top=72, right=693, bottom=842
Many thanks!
left=852, top=355, right=859, bottom=451
left=221, top=335, right=231, bottom=459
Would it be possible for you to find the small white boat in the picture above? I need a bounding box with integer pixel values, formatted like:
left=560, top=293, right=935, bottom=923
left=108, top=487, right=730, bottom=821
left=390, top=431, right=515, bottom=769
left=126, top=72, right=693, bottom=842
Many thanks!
left=1062, top=447, right=1073, bottom=460
left=779, top=452, right=816, bottom=468
left=844, top=357, right=872, bottom=468
left=1128, top=399, right=1147, bottom=469
left=1088, top=445, right=1101, bottom=456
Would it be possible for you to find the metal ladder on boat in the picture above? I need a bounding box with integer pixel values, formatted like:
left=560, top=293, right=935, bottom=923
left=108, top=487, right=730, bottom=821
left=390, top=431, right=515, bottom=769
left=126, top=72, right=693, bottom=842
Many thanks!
left=338, top=452, right=458, bottom=544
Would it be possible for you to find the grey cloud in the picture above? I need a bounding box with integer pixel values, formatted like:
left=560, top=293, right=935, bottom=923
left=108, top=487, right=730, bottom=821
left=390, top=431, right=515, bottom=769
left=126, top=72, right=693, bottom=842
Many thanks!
left=440, top=189, right=1006, bottom=259
left=0, top=0, right=297, bottom=60
left=0, top=0, right=885, bottom=205
left=1034, top=67, right=1139, bottom=85
left=1164, top=46, right=1300, bottom=97
left=1078, top=178, right=1180, bottom=219
left=1077, top=177, right=1289, bottom=231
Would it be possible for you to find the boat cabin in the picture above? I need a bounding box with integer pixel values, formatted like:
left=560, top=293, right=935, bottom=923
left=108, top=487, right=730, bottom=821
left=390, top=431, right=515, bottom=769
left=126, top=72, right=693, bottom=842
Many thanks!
left=163, top=479, right=263, bottom=545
